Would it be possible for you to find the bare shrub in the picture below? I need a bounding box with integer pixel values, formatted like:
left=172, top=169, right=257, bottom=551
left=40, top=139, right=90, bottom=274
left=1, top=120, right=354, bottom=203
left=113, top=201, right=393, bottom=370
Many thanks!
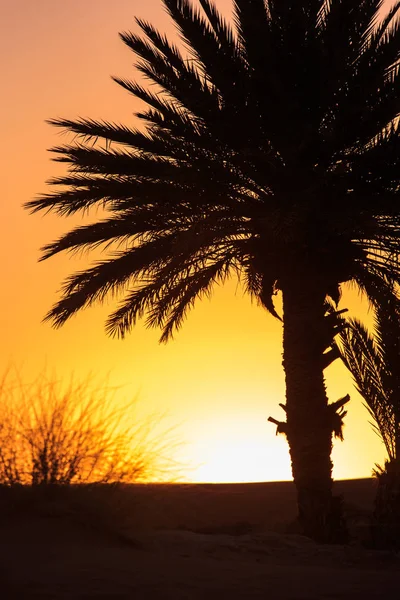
left=0, top=369, right=182, bottom=486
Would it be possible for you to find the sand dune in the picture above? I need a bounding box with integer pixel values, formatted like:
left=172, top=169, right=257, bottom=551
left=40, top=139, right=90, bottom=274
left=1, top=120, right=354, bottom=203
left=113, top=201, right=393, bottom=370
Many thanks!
left=1, top=479, right=398, bottom=599
left=125, top=478, right=376, bottom=534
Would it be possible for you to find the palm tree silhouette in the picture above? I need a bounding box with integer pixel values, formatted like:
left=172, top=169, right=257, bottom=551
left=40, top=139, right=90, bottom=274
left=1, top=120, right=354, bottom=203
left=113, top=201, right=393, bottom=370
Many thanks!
left=338, top=285, right=400, bottom=547
left=26, top=1, right=400, bottom=541
left=339, top=289, right=400, bottom=465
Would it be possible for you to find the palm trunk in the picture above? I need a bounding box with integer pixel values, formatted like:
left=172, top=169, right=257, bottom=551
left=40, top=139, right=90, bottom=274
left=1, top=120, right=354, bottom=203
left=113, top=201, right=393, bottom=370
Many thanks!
left=280, top=274, right=346, bottom=543
left=373, top=459, right=400, bottom=549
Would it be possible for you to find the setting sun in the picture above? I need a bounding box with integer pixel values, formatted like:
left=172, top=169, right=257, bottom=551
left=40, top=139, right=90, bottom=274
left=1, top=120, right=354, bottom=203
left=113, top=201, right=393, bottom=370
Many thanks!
left=189, top=426, right=292, bottom=483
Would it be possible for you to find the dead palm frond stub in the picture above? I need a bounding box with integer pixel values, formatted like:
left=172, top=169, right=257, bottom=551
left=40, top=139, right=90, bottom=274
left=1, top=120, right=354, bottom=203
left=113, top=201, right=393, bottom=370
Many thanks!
left=268, top=394, right=350, bottom=441
left=321, top=307, right=349, bottom=370
left=268, top=413, right=287, bottom=437
left=328, top=394, right=350, bottom=441
left=26, top=0, right=400, bottom=542
left=268, top=304, right=351, bottom=439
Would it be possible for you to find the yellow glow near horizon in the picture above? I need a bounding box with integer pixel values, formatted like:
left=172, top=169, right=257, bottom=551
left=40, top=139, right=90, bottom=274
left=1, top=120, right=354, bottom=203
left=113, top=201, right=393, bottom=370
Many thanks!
left=188, top=420, right=293, bottom=483
left=0, top=0, right=391, bottom=485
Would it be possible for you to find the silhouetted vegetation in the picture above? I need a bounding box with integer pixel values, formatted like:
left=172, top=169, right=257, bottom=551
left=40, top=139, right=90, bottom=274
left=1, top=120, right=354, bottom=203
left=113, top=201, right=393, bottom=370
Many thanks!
left=0, top=370, right=183, bottom=546
left=27, top=0, right=400, bottom=542
left=338, top=288, right=400, bottom=549
left=0, top=370, right=181, bottom=486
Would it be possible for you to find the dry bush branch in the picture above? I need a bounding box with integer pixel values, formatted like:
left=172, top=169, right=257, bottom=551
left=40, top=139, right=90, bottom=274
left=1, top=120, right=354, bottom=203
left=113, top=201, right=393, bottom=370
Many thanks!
left=0, top=368, right=183, bottom=486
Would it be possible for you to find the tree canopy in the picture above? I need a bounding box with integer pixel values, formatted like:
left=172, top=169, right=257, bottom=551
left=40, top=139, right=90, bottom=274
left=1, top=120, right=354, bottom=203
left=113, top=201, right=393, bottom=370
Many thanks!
left=26, top=0, right=400, bottom=340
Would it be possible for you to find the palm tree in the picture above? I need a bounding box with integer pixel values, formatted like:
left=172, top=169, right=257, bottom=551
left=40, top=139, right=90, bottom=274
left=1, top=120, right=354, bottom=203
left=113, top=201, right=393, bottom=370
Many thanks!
left=339, top=288, right=400, bottom=465
left=26, top=0, right=400, bottom=542
left=338, top=286, right=400, bottom=547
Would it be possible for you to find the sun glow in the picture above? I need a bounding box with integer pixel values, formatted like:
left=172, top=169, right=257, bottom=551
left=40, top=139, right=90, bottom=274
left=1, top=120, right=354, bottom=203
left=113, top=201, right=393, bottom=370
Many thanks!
left=2, top=0, right=392, bottom=487
left=187, top=417, right=292, bottom=483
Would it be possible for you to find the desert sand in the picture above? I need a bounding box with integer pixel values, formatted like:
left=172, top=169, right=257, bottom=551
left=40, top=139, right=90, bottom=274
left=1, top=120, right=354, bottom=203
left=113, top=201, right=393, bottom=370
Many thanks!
left=0, top=479, right=398, bottom=599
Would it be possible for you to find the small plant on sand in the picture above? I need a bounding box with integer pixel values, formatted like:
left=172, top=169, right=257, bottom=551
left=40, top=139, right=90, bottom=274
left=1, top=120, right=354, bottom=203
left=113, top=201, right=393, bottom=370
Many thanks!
left=0, top=369, right=182, bottom=487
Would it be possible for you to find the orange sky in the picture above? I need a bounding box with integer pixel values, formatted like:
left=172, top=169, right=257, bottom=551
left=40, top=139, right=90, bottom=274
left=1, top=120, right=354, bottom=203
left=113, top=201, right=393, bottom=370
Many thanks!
left=2, top=0, right=389, bottom=482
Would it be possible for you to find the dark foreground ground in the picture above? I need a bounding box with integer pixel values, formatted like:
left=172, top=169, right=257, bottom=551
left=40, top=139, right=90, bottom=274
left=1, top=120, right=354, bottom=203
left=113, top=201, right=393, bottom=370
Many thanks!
left=0, top=479, right=398, bottom=599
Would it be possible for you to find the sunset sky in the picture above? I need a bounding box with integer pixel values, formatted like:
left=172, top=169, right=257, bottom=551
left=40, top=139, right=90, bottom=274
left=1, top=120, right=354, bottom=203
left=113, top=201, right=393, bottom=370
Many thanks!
left=2, top=0, right=390, bottom=482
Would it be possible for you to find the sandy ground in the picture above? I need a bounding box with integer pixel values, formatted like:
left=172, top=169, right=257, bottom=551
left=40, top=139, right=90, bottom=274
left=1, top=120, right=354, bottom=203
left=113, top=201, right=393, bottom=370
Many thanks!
left=0, top=480, right=398, bottom=599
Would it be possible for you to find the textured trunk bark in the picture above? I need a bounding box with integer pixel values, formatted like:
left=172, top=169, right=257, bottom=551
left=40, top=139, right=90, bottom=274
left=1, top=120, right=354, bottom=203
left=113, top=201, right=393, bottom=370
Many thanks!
left=281, top=273, right=346, bottom=543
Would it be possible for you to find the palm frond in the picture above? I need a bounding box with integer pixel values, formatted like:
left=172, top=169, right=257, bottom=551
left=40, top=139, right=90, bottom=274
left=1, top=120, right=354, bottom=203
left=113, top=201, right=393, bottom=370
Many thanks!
left=339, top=317, right=395, bottom=460
left=198, top=0, right=236, bottom=47
left=338, top=278, right=400, bottom=462
left=28, top=0, right=400, bottom=342
left=105, top=252, right=237, bottom=341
